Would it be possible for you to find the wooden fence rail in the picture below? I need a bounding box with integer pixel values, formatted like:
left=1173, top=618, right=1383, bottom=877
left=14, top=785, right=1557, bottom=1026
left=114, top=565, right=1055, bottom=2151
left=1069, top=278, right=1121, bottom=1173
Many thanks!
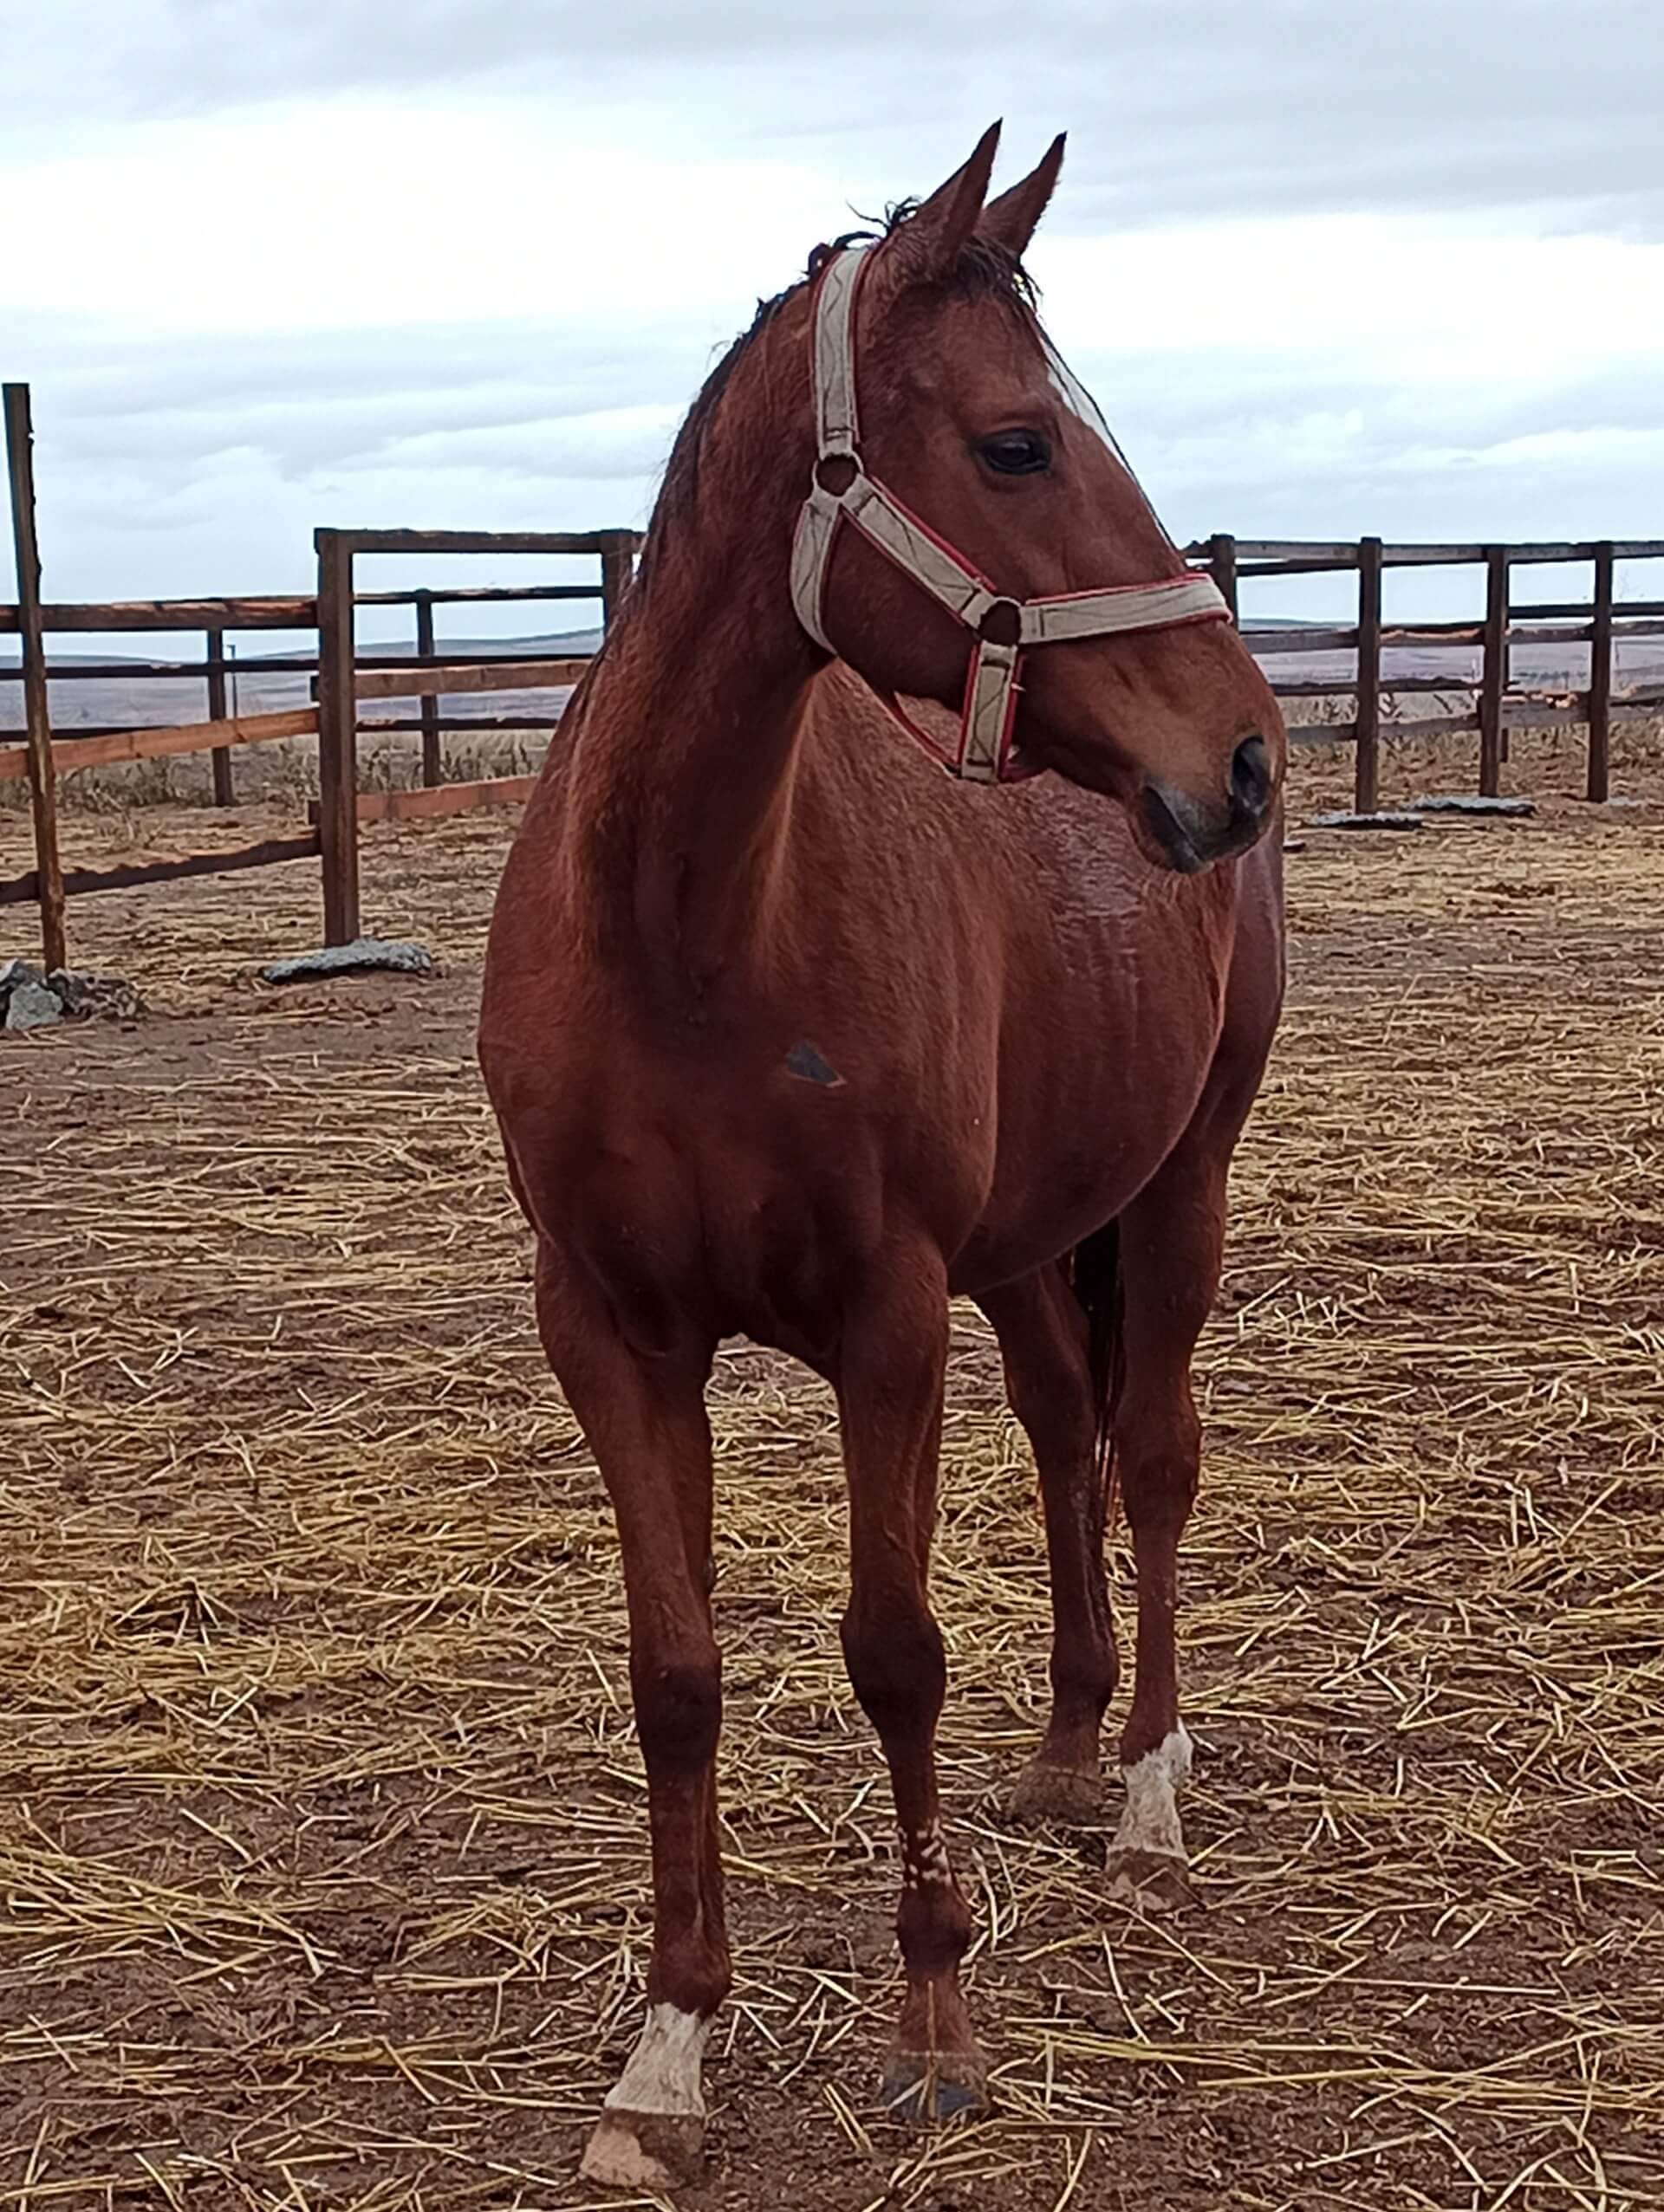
left=1193, top=533, right=1664, bottom=812
left=4, top=370, right=1658, bottom=966
left=0, top=388, right=642, bottom=961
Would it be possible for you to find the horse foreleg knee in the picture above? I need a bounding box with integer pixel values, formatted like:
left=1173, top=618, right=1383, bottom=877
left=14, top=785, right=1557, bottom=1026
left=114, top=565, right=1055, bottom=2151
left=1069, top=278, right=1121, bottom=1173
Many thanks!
left=632, top=1636, right=723, bottom=1775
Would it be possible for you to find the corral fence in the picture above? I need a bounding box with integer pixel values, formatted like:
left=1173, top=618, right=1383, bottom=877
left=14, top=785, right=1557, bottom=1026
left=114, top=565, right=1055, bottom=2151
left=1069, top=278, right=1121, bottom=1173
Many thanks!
left=1187, top=532, right=1664, bottom=814
left=2, top=384, right=641, bottom=964
left=5, top=380, right=1661, bottom=969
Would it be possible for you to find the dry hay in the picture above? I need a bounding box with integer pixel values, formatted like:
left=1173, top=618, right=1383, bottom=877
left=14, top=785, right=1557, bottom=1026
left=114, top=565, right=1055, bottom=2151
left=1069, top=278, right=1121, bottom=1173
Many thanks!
left=1, top=752, right=1662, bottom=2212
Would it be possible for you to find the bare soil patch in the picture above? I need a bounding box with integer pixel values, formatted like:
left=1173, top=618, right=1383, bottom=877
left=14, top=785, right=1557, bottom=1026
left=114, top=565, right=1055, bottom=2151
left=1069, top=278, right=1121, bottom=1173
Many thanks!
left=3, top=749, right=1661, bottom=2209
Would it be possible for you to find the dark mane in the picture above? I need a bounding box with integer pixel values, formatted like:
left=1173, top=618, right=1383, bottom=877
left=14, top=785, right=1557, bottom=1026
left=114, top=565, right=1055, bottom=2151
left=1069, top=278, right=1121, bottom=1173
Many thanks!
left=631, top=215, right=1037, bottom=594
left=632, top=283, right=797, bottom=592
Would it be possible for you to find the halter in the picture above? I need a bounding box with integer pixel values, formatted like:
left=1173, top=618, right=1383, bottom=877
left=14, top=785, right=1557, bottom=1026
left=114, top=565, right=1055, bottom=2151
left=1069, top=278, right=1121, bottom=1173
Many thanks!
left=789, top=244, right=1232, bottom=783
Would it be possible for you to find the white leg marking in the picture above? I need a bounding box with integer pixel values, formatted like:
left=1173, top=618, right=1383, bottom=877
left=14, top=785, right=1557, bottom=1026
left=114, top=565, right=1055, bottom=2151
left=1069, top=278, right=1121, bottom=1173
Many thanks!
left=906, top=1819, right=954, bottom=1888
left=604, top=2003, right=710, bottom=2118
left=1112, top=1727, right=1193, bottom=1860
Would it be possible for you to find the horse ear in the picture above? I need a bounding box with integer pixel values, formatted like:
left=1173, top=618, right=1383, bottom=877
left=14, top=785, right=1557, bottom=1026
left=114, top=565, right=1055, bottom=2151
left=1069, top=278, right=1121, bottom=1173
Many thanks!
left=980, top=133, right=1066, bottom=257
left=882, top=121, right=1003, bottom=286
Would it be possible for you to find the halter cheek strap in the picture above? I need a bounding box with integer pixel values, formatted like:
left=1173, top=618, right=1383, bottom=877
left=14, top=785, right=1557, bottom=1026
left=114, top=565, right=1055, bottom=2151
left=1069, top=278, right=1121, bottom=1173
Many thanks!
left=790, top=244, right=1231, bottom=784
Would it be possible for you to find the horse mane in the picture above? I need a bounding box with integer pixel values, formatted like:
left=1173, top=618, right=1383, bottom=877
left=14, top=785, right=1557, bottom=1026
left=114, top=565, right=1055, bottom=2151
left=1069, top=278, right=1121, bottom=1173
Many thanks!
left=628, top=212, right=1038, bottom=599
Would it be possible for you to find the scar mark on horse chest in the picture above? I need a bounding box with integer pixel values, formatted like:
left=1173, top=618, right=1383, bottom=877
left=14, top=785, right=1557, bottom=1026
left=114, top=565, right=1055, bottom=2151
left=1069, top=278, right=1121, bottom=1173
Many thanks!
left=785, top=1041, right=844, bottom=1087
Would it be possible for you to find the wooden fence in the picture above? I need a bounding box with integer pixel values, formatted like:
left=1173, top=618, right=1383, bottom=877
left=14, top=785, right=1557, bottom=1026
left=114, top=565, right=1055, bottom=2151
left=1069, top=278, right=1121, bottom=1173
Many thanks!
left=309, top=526, right=636, bottom=943
left=1188, top=534, right=1664, bottom=814
left=1, top=383, right=641, bottom=959
left=6, top=378, right=1663, bottom=964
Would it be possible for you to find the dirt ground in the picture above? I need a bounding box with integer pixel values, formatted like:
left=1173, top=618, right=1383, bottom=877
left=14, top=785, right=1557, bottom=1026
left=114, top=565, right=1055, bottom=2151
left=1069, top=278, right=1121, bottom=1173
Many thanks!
left=3, top=728, right=1662, bottom=2210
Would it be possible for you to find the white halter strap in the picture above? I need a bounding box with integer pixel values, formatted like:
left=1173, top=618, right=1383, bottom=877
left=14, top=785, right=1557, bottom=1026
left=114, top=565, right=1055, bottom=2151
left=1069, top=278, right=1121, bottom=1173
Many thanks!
left=789, top=244, right=1230, bottom=783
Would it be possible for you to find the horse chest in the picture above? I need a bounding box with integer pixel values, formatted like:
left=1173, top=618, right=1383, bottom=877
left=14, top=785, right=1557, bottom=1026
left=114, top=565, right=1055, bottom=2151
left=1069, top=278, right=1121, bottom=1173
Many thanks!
left=500, top=1011, right=972, bottom=1352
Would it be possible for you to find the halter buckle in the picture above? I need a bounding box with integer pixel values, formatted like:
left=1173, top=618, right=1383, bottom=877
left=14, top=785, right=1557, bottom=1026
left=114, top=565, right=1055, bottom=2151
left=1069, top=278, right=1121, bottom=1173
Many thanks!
left=977, top=598, right=1023, bottom=649
left=815, top=454, right=858, bottom=499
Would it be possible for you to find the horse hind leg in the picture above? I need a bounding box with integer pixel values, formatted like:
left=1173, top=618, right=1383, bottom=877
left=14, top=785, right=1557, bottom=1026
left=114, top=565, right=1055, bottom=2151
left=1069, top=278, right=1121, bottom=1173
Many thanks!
left=1103, top=1142, right=1232, bottom=1913
left=532, top=1254, right=729, bottom=2191
left=979, top=1263, right=1119, bottom=1826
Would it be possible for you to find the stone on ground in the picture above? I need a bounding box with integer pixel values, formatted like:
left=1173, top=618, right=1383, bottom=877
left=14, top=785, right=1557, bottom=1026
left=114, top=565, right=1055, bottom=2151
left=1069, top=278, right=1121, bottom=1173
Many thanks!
left=4, top=981, right=64, bottom=1031
left=1308, top=810, right=1425, bottom=832
left=1408, top=795, right=1536, bottom=818
left=262, top=937, right=433, bottom=984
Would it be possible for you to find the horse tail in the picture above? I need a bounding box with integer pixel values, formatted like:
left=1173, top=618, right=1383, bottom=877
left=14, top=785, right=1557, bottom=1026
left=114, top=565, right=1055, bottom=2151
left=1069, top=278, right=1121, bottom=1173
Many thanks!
left=1067, top=1219, right=1125, bottom=1510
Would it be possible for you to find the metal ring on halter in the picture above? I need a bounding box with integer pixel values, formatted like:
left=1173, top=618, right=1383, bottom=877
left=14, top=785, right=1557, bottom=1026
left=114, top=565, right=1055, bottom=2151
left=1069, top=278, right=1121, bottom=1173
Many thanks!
left=791, top=244, right=1231, bottom=785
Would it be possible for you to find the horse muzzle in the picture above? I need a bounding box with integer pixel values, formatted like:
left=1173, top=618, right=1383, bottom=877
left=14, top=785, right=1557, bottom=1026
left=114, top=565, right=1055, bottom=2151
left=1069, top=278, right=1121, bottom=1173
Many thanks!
left=1141, top=736, right=1276, bottom=873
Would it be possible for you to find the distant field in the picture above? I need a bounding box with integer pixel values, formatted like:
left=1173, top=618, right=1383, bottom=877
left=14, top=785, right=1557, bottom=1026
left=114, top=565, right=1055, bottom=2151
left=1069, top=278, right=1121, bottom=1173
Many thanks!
left=5, top=626, right=1664, bottom=810
left=7, top=626, right=1662, bottom=734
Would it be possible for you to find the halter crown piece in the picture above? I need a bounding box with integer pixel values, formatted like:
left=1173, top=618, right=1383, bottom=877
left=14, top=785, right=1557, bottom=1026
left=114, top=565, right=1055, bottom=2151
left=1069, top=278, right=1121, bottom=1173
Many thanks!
left=789, top=244, right=1232, bottom=783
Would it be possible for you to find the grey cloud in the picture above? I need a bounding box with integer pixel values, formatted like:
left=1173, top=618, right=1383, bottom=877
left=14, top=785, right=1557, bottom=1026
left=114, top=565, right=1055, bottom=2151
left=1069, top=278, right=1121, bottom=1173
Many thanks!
left=17, top=301, right=1661, bottom=613
left=11, top=1, right=1664, bottom=233
left=16, top=310, right=727, bottom=498
left=11, top=314, right=679, bottom=597
left=1081, top=347, right=1664, bottom=456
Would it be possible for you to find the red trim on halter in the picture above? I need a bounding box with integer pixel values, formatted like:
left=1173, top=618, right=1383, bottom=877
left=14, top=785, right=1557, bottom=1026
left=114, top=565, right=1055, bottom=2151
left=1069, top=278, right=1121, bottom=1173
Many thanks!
left=873, top=691, right=956, bottom=771
left=873, top=645, right=1037, bottom=785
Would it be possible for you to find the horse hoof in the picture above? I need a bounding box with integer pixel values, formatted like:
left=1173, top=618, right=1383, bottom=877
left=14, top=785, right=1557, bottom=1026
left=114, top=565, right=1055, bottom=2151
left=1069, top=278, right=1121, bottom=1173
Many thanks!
left=881, top=2050, right=990, bottom=2124
left=580, top=2109, right=704, bottom=2192
left=1106, top=1846, right=1196, bottom=1914
left=1000, top=1758, right=1102, bottom=1829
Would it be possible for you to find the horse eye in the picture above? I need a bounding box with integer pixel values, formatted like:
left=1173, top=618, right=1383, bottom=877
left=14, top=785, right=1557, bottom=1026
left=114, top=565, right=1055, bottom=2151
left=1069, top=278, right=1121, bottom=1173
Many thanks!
left=978, top=431, right=1051, bottom=477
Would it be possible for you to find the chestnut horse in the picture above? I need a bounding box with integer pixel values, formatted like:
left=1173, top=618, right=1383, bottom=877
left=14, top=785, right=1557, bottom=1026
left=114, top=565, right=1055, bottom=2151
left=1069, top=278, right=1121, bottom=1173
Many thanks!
left=481, top=125, right=1285, bottom=2189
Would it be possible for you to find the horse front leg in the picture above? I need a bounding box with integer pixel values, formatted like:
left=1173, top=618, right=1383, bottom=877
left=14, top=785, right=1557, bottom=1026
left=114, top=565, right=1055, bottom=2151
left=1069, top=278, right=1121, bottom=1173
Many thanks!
left=835, top=1249, right=986, bottom=2121
left=534, top=1255, right=728, bottom=2192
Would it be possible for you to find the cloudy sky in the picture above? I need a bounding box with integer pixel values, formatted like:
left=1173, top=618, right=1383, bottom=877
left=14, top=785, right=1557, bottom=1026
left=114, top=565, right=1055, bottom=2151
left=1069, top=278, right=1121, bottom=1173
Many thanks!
left=5, top=0, right=1663, bottom=633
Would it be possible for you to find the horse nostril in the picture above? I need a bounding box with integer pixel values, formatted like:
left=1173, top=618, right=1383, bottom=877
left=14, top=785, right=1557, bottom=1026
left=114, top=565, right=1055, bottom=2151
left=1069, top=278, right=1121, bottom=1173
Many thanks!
left=1230, top=734, right=1271, bottom=821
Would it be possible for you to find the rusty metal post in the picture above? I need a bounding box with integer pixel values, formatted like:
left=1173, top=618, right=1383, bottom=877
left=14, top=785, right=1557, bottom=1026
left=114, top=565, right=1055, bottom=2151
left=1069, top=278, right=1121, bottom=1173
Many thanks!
left=3, top=383, right=66, bottom=972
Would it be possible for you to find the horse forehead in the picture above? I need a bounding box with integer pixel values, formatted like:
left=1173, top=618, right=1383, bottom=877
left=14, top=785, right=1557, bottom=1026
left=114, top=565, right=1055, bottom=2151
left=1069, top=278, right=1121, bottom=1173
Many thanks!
left=883, top=337, right=1051, bottom=430
left=881, top=288, right=1041, bottom=378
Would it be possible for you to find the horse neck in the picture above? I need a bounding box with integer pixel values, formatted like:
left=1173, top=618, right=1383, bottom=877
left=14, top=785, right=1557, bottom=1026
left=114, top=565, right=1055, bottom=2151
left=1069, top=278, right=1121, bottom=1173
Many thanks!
left=568, top=471, right=820, bottom=989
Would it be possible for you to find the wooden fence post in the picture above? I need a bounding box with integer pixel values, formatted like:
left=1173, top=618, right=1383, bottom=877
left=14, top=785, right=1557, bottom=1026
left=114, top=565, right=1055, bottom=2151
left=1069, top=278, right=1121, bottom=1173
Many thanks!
left=1207, top=532, right=1238, bottom=623
left=414, top=588, right=441, bottom=788
left=1587, top=541, right=1614, bottom=803
left=3, top=383, right=66, bottom=974
left=1478, top=545, right=1509, bottom=797
left=315, top=530, right=361, bottom=944
left=205, top=626, right=235, bottom=805
left=1354, top=535, right=1383, bottom=815
left=599, top=531, right=635, bottom=634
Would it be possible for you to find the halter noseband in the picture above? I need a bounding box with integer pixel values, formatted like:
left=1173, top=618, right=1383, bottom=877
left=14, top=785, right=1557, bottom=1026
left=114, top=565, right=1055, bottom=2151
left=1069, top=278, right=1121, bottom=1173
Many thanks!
left=789, top=244, right=1232, bottom=783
